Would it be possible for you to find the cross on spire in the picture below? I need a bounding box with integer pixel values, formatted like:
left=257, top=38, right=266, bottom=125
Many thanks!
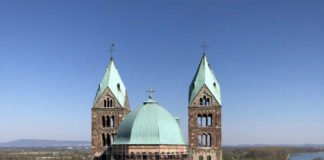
left=200, top=43, right=208, bottom=54
left=109, top=44, right=115, bottom=60
left=146, top=87, right=155, bottom=99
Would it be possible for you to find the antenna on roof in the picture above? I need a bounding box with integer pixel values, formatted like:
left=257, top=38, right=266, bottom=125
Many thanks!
left=109, top=43, right=115, bottom=60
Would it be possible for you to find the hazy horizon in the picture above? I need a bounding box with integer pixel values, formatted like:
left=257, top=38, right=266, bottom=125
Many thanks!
left=1, top=139, right=324, bottom=146
left=1, top=0, right=323, bottom=145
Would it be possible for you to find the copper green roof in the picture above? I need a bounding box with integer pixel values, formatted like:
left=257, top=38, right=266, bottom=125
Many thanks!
left=94, top=58, right=127, bottom=106
left=113, top=98, right=186, bottom=145
left=189, top=54, right=222, bottom=105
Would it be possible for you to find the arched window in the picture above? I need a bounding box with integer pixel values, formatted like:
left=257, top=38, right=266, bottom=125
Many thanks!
left=102, top=116, right=106, bottom=127
left=207, top=114, right=212, bottom=127
left=201, top=95, right=210, bottom=106
left=104, top=100, right=107, bottom=107
left=102, top=133, right=106, bottom=146
left=199, top=155, right=203, bottom=160
left=198, top=135, right=202, bottom=147
left=106, top=116, right=110, bottom=127
left=105, top=97, right=113, bottom=107
left=207, top=134, right=211, bottom=147
left=109, top=99, right=113, bottom=107
left=110, top=116, right=114, bottom=127
left=208, top=134, right=212, bottom=147
left=207, top=155, right=211, bottom=160
left=106, top=134, right=111, bottom=146
left=199, top=98, right=203, bottom=105
left=202, top=134, right=207, bottom=147
left=202, top=115, right=207, bottom=127
left=197, top=114, right=202, bottom=127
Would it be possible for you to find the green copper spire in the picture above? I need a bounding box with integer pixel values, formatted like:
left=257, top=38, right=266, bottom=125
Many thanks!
left=94, top=58, right=127, bottom=107
left=189, top=54, right=222, bottom=105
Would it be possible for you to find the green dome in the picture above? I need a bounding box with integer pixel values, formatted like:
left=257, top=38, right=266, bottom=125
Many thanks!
left=113, top=98, right=186, bottom=145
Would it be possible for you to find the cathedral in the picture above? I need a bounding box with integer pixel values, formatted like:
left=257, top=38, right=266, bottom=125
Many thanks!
left=91, top=50, right=222, bottom=160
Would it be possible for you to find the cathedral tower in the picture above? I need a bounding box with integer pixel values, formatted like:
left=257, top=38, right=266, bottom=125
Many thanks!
left=91, top=57, right=130, bottom=158
left=188, top=54, right=222, bottom=160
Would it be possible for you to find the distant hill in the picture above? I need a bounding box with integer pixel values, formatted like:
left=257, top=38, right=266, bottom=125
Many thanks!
left=0, top=139, right=91, bottom=148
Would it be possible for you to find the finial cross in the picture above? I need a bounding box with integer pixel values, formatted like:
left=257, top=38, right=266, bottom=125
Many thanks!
left=200, top=43, right=208, bottom=54
left=109, top=44, right=115, bottom=59
left=146, top=87, right=155, bottom=99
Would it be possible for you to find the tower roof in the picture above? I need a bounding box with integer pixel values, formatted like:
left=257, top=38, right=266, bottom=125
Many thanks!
left=113, top=97, right=186, bottom=145
left=94, top=58, right=127, bottom=107
left=189, top=54, right=222, bottom=105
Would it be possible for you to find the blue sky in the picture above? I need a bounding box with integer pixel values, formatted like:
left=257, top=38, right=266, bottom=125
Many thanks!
left=0, top=0, right=323, bottom=144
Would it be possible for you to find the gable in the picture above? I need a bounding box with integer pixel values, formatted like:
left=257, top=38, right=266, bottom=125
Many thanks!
left=190, top=85, right=221, bottom=107
left=93, top=86, right=123, bottom=108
